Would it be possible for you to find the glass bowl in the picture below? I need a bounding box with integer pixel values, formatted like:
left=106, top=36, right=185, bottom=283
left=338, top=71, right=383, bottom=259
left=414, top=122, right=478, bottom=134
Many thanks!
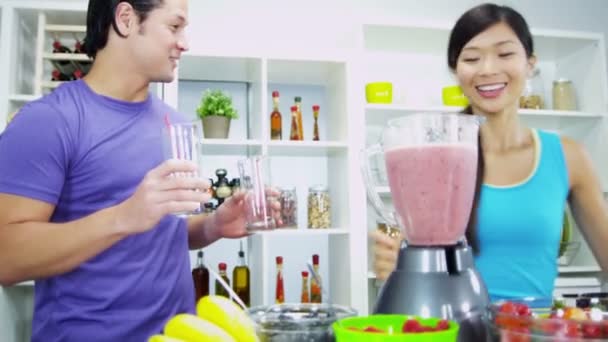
left=488, top=297, right=608, bottom=341
left=247, top=303, right=357, bottom=342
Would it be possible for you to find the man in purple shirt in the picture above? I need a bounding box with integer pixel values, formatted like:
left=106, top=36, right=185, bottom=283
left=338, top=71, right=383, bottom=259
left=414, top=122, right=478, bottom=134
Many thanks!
left=0, top=1, right=261, bottom=340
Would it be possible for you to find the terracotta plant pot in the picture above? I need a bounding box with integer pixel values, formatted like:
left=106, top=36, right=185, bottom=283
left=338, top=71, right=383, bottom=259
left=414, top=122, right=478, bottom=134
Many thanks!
left=202, top=116, right=231, bottom=139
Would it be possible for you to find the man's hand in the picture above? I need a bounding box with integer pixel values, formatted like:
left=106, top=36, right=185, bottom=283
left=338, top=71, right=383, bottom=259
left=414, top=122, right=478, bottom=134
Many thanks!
left=210, top=188, right=283, bottom=239
left=114, top=160, right=211, bottom=234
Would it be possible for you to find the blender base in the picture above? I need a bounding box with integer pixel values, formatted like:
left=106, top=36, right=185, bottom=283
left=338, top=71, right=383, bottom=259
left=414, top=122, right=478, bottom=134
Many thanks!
left=373, top=244, right=491, bottom=342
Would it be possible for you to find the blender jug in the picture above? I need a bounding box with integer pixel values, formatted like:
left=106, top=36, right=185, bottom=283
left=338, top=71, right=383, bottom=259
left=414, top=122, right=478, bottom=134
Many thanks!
left=362, top=113, right=490, bottom=342
left=362, top=112, right=480, bottom=246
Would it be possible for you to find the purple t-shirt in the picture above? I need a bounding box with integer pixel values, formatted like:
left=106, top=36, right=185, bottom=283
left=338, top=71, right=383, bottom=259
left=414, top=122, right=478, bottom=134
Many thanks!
left=0, top=80, right=195, bottom=341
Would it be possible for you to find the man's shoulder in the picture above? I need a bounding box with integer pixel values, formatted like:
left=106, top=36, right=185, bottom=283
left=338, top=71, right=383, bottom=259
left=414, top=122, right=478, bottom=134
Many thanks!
left=13, top=81, right=84, bottom=124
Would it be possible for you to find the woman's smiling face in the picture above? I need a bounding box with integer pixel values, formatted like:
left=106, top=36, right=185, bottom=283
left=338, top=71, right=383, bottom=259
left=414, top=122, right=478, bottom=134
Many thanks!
left=455, top=22, right=535, bottom=115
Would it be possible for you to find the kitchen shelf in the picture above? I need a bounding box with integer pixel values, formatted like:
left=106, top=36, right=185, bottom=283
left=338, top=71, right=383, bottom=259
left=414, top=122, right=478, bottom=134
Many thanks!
left=45, top=24, right=86, bottom=33
left=199, top=139, right=263, bottom=155
left=13, top=281, right=34, bottom=287
left=267, top=140, right=348, bottom=157
left=365, top=104, right=604, bottom=126
left=42, top=52, right=91, bottom=62
left=41, top=81, right=65, bottom=89
left=8, top=94, right=39, bottom=102
left=254, top=228, right=349, bottom=236
left=558, top=265, right=602, bottom=274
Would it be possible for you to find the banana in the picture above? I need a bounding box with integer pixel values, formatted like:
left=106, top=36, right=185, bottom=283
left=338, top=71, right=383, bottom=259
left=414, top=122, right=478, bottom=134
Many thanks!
left=147, top=335, right=187, bottom=342
left=163, top=313, right=236, bottom=342
left=196, top=295, right=259, bottom=342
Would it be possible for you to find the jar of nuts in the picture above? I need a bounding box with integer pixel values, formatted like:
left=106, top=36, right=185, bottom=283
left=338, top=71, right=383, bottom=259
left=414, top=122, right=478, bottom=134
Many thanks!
left=307, top=185, right=331, bottom=229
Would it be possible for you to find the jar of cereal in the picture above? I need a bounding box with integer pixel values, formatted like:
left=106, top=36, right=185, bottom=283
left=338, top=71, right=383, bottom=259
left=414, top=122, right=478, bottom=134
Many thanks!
left=307, top=185, right=331, bottom=229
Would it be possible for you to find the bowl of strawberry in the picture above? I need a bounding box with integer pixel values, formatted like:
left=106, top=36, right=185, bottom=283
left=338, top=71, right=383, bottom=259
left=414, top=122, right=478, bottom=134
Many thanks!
left=332, top=314, right=459, bottom=341
left=489, top=297, right=608, bottom=341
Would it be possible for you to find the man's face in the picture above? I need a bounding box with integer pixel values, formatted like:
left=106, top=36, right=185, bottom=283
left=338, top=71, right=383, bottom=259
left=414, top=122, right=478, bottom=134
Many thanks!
left=128, top=0, right=189, bottom=83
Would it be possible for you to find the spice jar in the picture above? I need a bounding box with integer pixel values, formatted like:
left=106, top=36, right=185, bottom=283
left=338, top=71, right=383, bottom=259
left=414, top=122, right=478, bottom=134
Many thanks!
left=553, top=78, right=577, bottom=111
left=519, top=68, right=544, bottom=109
left=278, top=187, right=297, bottom=229
left=307, top=185, right=331, bottom=229
left=377, top=222, right=401, bottom=240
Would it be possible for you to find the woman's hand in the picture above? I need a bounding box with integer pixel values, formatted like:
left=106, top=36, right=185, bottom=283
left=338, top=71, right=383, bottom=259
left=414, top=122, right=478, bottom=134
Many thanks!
left=370, top=230, right=401, bottom=281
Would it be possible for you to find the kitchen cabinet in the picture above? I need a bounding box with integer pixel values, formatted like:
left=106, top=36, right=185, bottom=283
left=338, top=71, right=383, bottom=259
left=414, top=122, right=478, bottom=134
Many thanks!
left=360, top=21, right=608, bottom=313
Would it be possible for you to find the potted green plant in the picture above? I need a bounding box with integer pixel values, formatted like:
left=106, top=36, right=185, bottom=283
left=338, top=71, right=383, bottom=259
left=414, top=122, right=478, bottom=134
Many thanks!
left=196, top=89, right=239, bottom=139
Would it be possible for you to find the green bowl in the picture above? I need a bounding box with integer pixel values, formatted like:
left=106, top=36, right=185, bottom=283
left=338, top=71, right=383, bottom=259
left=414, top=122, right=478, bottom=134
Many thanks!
left=333, top=314, right=459, bottom=341
left=366, top=82, right=393, bottom=103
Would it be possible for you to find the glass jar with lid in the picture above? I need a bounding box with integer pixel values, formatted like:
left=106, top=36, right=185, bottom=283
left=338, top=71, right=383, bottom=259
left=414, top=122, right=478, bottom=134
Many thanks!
left=553, top=78, right=577, bottom=111
left=519, top=68, right=544, bottom=109
left=307, top=185, right=331, bottom=229
left=278, top=187, right=297, bottom=229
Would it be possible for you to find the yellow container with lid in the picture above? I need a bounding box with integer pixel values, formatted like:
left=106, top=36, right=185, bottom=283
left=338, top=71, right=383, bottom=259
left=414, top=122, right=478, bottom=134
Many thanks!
left=442, top=85, right=469, bottom=107
left=366, top=82, right=393, bottom=104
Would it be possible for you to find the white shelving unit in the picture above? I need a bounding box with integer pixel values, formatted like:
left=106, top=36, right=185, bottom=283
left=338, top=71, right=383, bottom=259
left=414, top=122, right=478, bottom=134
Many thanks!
left=165, top=50, right=357, bottom=308
left=359, top=21, right=608, bottom=314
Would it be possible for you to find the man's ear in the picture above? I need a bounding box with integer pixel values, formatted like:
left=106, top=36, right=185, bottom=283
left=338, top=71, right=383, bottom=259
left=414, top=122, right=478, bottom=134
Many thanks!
left=114, top=2, right=136, bottom=37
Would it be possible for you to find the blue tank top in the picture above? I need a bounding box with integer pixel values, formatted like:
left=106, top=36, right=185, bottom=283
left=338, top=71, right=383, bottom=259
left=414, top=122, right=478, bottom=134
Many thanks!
left=474, top=129, right=570, bottom=304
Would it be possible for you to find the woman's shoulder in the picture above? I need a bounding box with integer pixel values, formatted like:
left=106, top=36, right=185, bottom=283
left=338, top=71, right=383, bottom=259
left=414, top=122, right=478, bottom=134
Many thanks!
left=556, top=133, right=591, bottom=189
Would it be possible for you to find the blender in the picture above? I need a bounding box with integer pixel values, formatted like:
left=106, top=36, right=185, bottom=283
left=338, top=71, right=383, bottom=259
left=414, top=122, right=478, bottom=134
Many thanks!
left=362, top=113, right=490, bottom=341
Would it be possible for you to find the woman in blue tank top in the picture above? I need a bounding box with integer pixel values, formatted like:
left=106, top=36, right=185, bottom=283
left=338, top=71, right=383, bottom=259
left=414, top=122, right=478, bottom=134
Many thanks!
left=372, top=3, right=608, bottom=302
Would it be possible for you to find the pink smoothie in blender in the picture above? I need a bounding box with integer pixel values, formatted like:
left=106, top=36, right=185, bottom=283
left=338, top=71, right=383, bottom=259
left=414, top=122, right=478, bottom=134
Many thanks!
left=385, top=143, right=477, bottom=246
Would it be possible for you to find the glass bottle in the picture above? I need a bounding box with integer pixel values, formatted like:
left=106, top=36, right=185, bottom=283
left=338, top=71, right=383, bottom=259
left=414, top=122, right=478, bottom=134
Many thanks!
left=310, top=254, right=322, bottom=303
left=215, top=262, right=230, bottom=298
left=308, top=185, right=331, bottom=229
left=300, top=271, right=310, bottom=303
left=279, top=187, right=297, bottom=229
left=312, top=105, right=320, bottom=141
left=270, top=91, right=282, bottom=140
left=192, top=250, right=209, bottom=303
left=289, top=105, right=300, bottom=141
left=294, top=96, right=304, bottom=140
left=275, top=256, right=285, bottom=304
left=519, top=67, right=544, bottom=109
left=232, top=242, right=250, bottom=307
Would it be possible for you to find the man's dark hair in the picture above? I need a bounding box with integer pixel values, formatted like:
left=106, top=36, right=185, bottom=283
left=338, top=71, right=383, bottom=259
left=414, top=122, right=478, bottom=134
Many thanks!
left=84, top=0, right=164, bottom=58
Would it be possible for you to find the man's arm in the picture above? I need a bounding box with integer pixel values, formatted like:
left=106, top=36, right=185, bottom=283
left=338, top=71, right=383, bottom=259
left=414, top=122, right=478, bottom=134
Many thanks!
left=0, top=194, right=126, bottom=286
left=0, top=160, right=211, bottom=286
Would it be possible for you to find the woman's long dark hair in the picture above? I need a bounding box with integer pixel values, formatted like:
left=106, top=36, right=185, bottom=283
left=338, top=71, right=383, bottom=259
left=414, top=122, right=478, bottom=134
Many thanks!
left=447, top=3, right=534, bottom=254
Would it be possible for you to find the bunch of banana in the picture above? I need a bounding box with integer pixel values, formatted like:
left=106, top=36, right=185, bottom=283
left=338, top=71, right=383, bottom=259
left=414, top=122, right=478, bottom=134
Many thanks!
left=148, top=295, right=259, bottom=342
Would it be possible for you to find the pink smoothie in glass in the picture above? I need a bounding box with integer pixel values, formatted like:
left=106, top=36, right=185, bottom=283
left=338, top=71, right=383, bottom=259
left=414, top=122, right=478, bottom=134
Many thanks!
left=385, top=144, right=477, bottom=246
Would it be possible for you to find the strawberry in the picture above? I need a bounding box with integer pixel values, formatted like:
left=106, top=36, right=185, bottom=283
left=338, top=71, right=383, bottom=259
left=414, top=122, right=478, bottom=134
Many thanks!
left=436, top=319, right=450, bottom=331
left=402, top=318, right=422, bottom=333
left=363, top=326, right=384, bottom=333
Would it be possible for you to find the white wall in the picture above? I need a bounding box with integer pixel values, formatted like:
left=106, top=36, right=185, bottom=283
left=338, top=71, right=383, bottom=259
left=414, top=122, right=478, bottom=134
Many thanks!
left=185, top=0, right=608, bottom=97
